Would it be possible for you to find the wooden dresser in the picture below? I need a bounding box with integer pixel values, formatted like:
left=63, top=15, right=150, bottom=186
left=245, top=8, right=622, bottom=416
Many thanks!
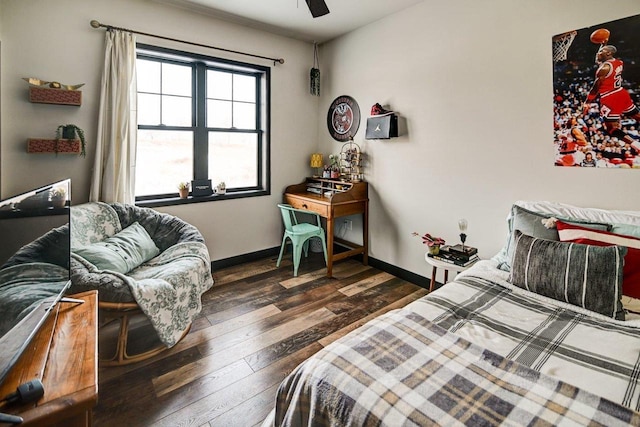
left=0, top=291, right=98, bottom=427
left=284, top=178, right=368, bottom=276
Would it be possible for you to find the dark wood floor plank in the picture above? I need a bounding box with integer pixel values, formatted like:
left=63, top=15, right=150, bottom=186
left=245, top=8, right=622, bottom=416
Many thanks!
left=93, top=254, right=427, bottom=427
left=318, top=288, right=429, bottom=347
left=206, top=383, right=280, bottom=427
left=150, top=342, right=323, bottom=427
left=154, top=307, right=335, bottom=396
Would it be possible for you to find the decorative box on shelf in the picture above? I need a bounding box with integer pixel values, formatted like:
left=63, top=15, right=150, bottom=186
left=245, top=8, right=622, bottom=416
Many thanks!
left=27, top=138, right=81, bottom=154
left=29, top=86, right=82, bottom=106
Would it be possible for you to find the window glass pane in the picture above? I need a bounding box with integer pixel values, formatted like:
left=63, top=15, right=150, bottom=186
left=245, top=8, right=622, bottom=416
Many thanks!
left=137, top=59, right=160, bottom=93
left=138, top=93, right=161, bottom=125
left=233, top=74, right=256, bottom=102
left=208, top=132, right=257, bottom=188
left=233, top=102, right=256, bottom=129
left=135, top=130, right=193, bottom=196
left=162, top=63, right=192, bottom=96
left=207, top=99, right=232, bottom=128
left=207, top=70, right=232, bottom=100
left=161, top=95, right=192, bottom=126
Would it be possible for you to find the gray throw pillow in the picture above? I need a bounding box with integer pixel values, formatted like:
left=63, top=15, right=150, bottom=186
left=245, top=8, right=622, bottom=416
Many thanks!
left=73, top=222, right=160, bottom=274
left=508, top=230, right=626, bottom=320
left=498, top=205, right=611, bottom=272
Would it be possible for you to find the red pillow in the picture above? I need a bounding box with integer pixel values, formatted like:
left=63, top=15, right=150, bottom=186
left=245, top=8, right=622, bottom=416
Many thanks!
left=557, top=221, right=640, bottom=298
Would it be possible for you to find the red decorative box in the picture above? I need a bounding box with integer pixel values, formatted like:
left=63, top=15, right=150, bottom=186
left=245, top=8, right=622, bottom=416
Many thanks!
left=27, top=138, right=81, bottom=154
left=29, top=87, right=82, bottom=106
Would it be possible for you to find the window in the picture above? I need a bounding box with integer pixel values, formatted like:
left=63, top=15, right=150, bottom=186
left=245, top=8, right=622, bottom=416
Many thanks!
left=135, top=44, right=270, bottom=204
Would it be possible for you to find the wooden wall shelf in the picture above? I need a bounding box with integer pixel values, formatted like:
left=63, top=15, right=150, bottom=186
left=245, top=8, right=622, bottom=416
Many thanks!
left=27, top=138, right=81, bottom=154
left=29, top=86, right=82, bottom=106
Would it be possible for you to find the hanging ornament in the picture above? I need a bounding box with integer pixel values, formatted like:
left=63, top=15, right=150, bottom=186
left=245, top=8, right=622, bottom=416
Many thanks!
left=310, top=42, right=320, bottom=96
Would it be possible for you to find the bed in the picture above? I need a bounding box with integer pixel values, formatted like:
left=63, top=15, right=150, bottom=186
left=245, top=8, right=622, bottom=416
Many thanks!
left=263, top=201, right=640, bottom=426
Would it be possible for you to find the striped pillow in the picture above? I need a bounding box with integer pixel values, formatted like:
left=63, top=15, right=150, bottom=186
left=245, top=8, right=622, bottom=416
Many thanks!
left=556, top=220, right=640, bottom=299
left=508, top=230, right=626, bottom=320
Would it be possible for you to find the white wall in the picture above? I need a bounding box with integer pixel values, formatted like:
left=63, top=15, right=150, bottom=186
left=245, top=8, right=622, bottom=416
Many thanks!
left=3, top=0, right=639, bottom=276
left=0, top=0, right=319, bottom=261
left=318, top=0, right=640, bottom=279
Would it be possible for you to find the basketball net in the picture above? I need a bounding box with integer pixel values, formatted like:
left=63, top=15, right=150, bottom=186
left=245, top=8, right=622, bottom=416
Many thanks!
left=553, top=31, right=577, bottom=62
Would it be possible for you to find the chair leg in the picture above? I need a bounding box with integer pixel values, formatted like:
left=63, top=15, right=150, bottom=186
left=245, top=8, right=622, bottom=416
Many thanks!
left=303, top=239, right=309, bottom=258
left=293, top=241, right=305, bottom=276
left=276, top=235, right=288, bottom=267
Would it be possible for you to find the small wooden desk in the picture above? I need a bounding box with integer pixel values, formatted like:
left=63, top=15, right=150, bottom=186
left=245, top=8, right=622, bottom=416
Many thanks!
left=0, top=291, right=98, bottom=427
left=284, top=178, right=368, bottom=277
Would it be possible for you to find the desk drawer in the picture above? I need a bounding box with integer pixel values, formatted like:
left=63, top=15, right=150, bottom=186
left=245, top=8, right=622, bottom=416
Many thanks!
left=285, top=196, right=328, bottom=217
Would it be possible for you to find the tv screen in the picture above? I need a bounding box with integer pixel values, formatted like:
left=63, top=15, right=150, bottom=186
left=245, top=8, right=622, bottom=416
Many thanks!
left=0, top=179, right=71, bottom=387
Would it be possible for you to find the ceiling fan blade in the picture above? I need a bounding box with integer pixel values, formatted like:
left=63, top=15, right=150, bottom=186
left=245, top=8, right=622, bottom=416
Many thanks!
left=305, top=0, right=330, bottom=18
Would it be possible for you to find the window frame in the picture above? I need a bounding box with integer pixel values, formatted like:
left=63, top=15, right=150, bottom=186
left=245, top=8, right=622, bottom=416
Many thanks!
left=135, top=43, right=271, bottom=207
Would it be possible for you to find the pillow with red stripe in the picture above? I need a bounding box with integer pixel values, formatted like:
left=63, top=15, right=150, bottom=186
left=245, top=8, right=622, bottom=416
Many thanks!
left=557, top=220, right=640, bottom=298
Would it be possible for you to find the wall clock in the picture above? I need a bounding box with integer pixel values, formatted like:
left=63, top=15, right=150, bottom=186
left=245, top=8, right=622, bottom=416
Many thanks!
left=326, top=95, right=360, bottom=141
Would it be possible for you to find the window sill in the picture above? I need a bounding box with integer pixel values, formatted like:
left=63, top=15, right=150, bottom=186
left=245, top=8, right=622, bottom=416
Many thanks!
left=136, top=189, right=269, bottom=208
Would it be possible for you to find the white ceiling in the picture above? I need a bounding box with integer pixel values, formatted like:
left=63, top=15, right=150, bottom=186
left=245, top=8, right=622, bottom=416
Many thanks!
left=153, top=0, right=424, bottom=44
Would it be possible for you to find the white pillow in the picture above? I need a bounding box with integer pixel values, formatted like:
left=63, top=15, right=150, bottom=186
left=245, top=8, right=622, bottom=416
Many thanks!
left=492, top=200, right=640, bottom=266
left=513, top=200, right=640, bottom=226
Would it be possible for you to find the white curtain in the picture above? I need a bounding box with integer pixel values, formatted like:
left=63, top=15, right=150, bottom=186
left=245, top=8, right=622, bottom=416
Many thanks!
left=90, top=30, right=137, bottom=204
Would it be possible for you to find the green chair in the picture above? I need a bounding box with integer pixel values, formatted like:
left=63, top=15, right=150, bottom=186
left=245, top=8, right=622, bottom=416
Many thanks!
left=276, top=204, right=328, bottom=276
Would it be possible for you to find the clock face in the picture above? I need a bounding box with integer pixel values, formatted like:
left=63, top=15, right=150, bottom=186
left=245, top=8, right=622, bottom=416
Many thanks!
left=327, top=95, right=360, bottom=141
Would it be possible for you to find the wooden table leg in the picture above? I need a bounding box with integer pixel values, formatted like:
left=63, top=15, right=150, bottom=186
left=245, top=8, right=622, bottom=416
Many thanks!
left=430, top=266, right=437, bottom=292
left=326, top=216, right=334, bottom=277
left=362, top=201, right=369, bottom=266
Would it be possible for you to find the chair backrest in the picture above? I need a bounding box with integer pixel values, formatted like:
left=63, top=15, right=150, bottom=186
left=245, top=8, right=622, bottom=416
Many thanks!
left=277, top=204, right=298, bottom=232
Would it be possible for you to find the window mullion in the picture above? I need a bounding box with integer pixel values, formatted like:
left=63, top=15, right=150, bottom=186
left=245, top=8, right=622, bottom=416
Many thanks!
left=194, top=63, right=208, bottom=180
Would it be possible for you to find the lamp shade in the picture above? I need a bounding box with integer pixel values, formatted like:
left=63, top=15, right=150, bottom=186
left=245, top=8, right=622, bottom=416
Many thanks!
left=310, top=153, right=323, bottom=168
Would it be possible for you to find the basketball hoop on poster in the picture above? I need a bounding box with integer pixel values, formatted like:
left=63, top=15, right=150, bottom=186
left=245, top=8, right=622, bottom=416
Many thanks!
left=552, top=30, right=577, bottom=62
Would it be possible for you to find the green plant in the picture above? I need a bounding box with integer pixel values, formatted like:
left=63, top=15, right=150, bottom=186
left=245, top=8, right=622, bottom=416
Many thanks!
left=56, top=124, right=86, bottom=157
left=50, top=187, right=67, bottom=201
left=216, top=181, right=226, bottom=190
left=178, top=182, right=190, bottom=190
left=328, top=153, right=340, bottom=171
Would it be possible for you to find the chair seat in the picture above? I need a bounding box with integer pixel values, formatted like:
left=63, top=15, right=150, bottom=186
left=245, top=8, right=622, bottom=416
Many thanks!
left=290, top=223, right=323, bottom=234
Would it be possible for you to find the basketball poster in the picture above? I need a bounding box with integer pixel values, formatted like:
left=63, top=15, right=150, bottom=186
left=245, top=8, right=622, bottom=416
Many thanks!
left=553, top=14, right=640, bottom=168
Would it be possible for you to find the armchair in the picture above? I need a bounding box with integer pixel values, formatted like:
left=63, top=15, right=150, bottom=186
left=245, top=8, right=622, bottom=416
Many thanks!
left=69, top=202, right=213, bottom=365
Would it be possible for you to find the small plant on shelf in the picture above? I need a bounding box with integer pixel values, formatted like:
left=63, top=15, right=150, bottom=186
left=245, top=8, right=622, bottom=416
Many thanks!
left=56, top=124, right=86, bottom=157
left=327, top=154, right=340, bottom=179
left=216, top=181, right=226, bottom=195
left=49, top=186, right=67, bottom=208
left=177, top=182, right=190, bottom=199
left=412, top=232, right=445, bottom=255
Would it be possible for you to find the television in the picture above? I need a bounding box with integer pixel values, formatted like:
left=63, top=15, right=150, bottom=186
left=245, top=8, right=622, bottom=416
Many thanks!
left=0, top=179, right=72, bottom=390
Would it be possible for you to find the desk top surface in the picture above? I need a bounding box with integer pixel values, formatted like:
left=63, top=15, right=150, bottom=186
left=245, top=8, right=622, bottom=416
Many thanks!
left=1, top=290, right=98, bottom=426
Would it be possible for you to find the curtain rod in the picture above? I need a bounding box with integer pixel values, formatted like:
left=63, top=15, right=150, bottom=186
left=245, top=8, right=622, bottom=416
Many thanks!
left=90, top=20, right=285, bottom=65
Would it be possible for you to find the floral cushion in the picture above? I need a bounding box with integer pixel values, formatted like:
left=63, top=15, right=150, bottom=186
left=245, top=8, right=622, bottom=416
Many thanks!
left=70, top=202, right=121, bottom=249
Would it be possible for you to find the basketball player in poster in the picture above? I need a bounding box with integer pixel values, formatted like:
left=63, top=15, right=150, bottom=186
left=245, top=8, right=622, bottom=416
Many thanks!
left=582, top=44, right=640, bottom=153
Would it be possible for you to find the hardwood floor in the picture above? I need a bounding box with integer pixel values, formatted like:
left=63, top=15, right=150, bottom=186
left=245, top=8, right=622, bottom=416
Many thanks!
left=93, top=253, right=428, bottom=427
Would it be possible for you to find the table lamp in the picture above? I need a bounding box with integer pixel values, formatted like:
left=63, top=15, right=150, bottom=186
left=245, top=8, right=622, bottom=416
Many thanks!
left=310, top=153, right=323, bottom=177
left=458, top=218, right=468, bottom=252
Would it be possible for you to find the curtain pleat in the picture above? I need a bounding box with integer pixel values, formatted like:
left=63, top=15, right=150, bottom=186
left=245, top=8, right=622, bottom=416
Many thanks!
left=90, top=30, right=137, bottom=204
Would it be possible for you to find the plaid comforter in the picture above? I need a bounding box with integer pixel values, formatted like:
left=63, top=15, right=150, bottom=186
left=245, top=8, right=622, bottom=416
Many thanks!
left=266, top=261, right=640, bottom=426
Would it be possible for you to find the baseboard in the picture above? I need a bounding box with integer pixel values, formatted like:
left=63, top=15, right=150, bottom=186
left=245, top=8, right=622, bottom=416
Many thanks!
left=211, top=248, right=432, bottom=290
left=211, top=247, right=280, bottom=270
left=367, top=256, right=431, bottom=289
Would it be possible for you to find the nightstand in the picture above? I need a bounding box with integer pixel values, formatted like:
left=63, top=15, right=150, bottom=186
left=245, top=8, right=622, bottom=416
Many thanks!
left=425, top=253, right=478, bottom=292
